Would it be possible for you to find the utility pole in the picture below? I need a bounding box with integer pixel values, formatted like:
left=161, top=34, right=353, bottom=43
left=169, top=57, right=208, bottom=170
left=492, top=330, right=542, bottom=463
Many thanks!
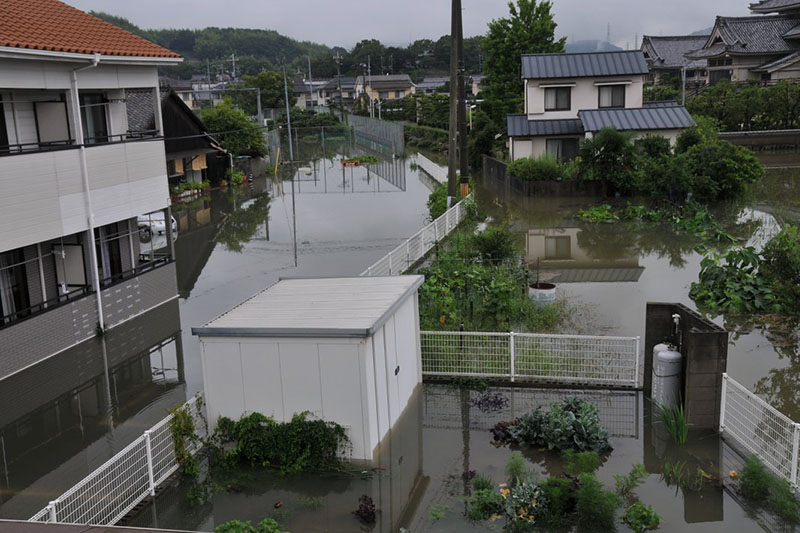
left=283, top=67, right=298, bottom=268
left=456, top=1, right=469, bottom=197
left=206, top=58, right=213, bottom=107
left=231, top=53, right=237, bottom=80
left=447, top=0, right=461, bottom=204
left=308, top=55, right=314, bottom=109
left=368, top=55, right=373, bottom=118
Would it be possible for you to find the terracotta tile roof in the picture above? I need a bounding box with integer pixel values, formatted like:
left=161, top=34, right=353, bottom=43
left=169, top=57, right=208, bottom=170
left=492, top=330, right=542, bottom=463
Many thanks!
left=0, top=0, right=180, bottom=58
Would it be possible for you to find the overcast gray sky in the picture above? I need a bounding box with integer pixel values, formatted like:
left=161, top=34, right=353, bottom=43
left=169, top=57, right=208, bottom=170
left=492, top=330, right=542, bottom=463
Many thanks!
left=64, top=0, right=750, bottom=49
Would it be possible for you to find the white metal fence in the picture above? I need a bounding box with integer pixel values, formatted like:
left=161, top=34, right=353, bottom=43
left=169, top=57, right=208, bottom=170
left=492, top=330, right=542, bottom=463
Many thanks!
left=29, top=395, right=206, bottom=525
left=416, top=153, right=448, bottom=184
left=360, top=194, right=472, bottom=276
left=420, top=330, right=640, bottom=388
left=719, top=373, right=800, bottom=487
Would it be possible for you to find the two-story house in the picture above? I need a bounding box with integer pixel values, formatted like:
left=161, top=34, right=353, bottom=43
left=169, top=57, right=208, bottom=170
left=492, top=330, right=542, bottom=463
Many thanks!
left=320, top=76, right=358, bottom=108
left=507, top=51, right=694, bottom=161
left=0, top=0, right=183, bottom=379
left=355, top=74, right=416, bottom=101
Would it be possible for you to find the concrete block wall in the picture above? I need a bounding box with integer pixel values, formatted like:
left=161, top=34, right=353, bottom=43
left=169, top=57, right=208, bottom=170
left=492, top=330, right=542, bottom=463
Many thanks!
left=0, top=262, right=177, bottom=380
left=644, top=302, right=728, bottom=430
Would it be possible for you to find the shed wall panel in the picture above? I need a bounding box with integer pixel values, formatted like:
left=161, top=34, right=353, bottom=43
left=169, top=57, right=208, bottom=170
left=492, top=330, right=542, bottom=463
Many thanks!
left=241, top=343, right=284, bottom=420
left=279, top=342, right=323, bottom=418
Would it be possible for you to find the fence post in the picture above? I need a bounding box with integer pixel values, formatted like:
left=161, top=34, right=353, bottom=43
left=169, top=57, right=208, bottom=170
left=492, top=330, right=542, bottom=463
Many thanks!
left=144, top=430, right=156, bottom=497
left=509, top=332, right=516, bottom=383
left=719, top=373, right=728, bottom=433
left=47, top=501, right=57, bottom=523
left=367, top=265, right=372, bottom=276
left=434, top=220, right=439, bottom=242
left=406, top=240, right=410, bottom=270
left=634, top=336, right=641, bottom=387
left=792, top=423, right=800, bottom=488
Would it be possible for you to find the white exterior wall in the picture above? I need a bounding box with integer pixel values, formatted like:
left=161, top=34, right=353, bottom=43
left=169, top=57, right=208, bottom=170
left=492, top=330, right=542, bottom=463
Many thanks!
left=0, top=140, right=168, bottom=253
left=526, top=76, right=645, bottom=119
left=0, top=59, right=158, bottom=91
left=199, top=291, right=422, bottom=462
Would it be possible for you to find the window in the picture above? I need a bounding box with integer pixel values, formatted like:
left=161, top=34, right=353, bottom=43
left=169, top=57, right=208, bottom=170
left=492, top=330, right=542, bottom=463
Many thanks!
left=0, top=95, right=8, bottom=153
left=0, top=249, right=31, bottom=323
left=544, top=87, right=571, bottom=111
left=96, top=223, right=124, bottom=285
left=710, top=70, right=732, bottom=85
left=379, top=91, right=390, bottom=99
left=546, top=138, right=579, bottom=161
left=598, top=85, right=625, bottom=108
left=80, top=93, right=108, bottom=144
left=545, top=237, right=571, bottom=260
left=395, top=90, right=404, bottom=98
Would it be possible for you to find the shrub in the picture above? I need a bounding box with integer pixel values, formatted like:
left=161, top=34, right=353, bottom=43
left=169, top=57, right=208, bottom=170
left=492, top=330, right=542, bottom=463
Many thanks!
left=505, top=451, right=529, bottom=486
left=684, top=140, right=765, bottom=202
left=219, top=412, right=348, bottom=475
left=427, top=183, right=450, bottom=220
left=578, top=128, right=638, bottom=194
left=470, top=225, right=518, bottom=263
left=623, top=502, right=661, bottom=532
left=539, top=477, right=574, bottom=527
left=499, top=397, right=612, bottom=453
left=577, top=205, right=619, bottom=223
left=467, top=489, right=504, bottom=521
left=473, top=474, right=494, bottom=492
left=507, top=154, right=566, bottom=181
left=739, top=456, right=800, bottom=522
left=615, top=463, right=648, bottom=497
left=634, top=135, right=672, bottom=159
left=563, top=450, right=602, bottom=475
left=575, top=473, right=619, bottom=531
left=214, top=518, right=288, bottom=533
left=761, top=225, right=800, bottom=314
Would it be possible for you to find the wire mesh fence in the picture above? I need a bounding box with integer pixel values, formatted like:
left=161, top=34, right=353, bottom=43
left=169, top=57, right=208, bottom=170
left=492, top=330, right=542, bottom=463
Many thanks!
left=29, top=395, right=205, bottom=525
left=720, top=373, right=800, bottom=486
left=360, top=194, right=472, bottom=277
left=420, top=331, right=640, bottom=388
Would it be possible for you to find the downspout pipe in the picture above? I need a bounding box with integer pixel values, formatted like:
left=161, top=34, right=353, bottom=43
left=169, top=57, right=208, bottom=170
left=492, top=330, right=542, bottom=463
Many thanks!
left=69, top=54, right=105, bottom=331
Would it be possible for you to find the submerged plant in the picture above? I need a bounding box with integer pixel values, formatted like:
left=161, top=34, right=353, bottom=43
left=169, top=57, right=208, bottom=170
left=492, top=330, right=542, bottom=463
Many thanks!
left=623, top=502, right=661, bottom=532
left=467, top=489, right=503, bottom=521
left=739, top=455, right=800, bottom=522
left=575, top=473, right=619, bottom=531
left=428, top=504, right=450, bottom=521
left=563, top=450, right=602, bottom=476
left=615, top=463, right=648, bottom=497
left=473, top=474, right=494, bottom=492
left=505, top=451, right=529, bottom=486
left=658, top=403, right=689, bottom=445
left=539, top=477, right=574, bottom=528
left=577, top=204, right=619, bottom=223
left=470, top=391, right=510, bottom=412
left=214, top=518, right=288, bottom=533
left=353, top=494, right=376, bottom=524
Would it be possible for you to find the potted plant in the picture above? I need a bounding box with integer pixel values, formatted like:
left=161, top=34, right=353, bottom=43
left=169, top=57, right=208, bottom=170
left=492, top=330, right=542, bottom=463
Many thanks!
left=528, top=259, right=556, bottom=303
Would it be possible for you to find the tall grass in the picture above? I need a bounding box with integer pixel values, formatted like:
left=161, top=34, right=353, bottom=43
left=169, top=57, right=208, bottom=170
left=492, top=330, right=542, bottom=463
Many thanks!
left=659, top=403, right=689, bottom=445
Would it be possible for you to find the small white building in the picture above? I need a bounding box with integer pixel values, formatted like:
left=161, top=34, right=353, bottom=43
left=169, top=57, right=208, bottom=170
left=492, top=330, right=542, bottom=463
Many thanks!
left=193, top=275, right=424, bottom=462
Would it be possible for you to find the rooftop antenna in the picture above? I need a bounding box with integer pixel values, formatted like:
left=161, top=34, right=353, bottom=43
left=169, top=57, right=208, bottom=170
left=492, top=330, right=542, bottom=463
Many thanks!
left=606, top=23, right=611, bottom=44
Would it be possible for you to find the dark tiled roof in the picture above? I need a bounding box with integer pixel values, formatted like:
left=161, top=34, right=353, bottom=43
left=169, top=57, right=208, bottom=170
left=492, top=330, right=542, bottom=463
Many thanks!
left=322, top=77, right=357, bottom=90
left=641, top=35, right=709, bottom=70
left=751, top=0, right=800, bottom=13
left=579, top=106, right=695, bottom=132
left=125, top=89, right=157, bottom=132
left=357, top=74, right=415, bottom=90
left=521, top=51, right=649, bottom=79
left=702, top=15, right=800, bottom=55
left=0, top=0, right=180, bottom=58
left=507, top=115, right=584, bottom=137
left=754, top=50, right=800, bottom=70
left=784, top=25, right=800, bottom=38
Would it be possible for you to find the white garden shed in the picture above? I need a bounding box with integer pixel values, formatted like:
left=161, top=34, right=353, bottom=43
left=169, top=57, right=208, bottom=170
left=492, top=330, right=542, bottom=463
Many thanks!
left=192, top=275, right=424, bottom=462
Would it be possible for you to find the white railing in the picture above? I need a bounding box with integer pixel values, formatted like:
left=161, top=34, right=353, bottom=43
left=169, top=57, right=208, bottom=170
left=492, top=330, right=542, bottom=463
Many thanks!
left=361, top=194, right=472, bottom=277
left=416, top=153, right=448, bottom=184
left=720, top=373, right=800, bottom=487
left=29, top=395, right=205, bottom=525
left=420, top=331, right=640, bottom=388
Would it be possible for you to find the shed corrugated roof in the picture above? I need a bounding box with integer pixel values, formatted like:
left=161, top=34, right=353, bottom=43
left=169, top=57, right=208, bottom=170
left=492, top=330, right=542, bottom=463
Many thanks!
left=193, top=276, right=425, bottom=338
left=0, top=0, right=180, bottom=58
left=579, top=106, right=695, bottom=132
left=507, top=115, right=584, bottom=137
left=521, top=51, right=649, bottom=79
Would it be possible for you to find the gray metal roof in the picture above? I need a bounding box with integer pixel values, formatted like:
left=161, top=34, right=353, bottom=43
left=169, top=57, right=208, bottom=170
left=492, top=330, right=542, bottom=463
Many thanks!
left=192, top=276, right=425, bottom=338
left=641, top=35, right=709, bottom=70
left=507, top=115, right=584, bottom=137
left=521, top=51, right=649, bottom=79
left=643, top=100, right=680, bottom=108
left=579, top=106, right=695, bottom=132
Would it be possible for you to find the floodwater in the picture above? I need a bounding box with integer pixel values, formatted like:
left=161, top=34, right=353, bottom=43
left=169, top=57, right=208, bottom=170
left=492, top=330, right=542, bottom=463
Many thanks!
left=126, top=385, right=773, bottom=532
left=0, top=133, right=432, bottom=519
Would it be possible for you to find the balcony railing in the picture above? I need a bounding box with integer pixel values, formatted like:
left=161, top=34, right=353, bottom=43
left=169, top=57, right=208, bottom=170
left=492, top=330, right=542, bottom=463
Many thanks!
left=0, top=130, right=161, bottom=157
left=99, top=255, right=171, bottom=289
left=0, top=285, right=90, bottom=330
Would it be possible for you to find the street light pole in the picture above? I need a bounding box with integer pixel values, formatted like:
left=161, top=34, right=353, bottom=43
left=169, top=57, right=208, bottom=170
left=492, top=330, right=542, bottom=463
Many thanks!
left=283, top=67, right=298, bottom=267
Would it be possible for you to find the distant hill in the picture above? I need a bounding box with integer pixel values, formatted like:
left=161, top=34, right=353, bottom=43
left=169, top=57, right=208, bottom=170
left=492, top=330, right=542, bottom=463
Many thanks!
left=691, top=27, right=714, bottom=36
left=565, top=40, right=623, bottom=53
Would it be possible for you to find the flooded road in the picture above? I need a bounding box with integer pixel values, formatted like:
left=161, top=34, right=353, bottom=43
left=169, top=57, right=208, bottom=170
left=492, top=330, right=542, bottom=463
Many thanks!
left=0, top=147, right=432, bottom=519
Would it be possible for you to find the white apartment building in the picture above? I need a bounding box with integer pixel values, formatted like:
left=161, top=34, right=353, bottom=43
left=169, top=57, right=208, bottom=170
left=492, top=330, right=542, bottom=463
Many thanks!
left=0, top=0, right=183, bottom=378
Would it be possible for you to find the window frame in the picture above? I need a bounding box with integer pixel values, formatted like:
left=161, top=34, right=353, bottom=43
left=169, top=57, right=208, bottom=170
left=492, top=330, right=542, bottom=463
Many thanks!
left=544, top=87, right=571, bottom=111
left=598, top=85, right=626, bottom=109
left=546, top=138, right=580, bottom=162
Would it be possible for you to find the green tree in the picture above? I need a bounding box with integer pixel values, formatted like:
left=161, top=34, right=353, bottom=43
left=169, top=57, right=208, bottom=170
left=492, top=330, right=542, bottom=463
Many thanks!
left=225, top=71, right=296, bottom=116
left=482, top=0, right=565, bottom=122
left=200, top=101, right=266, bottom=157
left=684, top=140, right=765, bottom=202
left=578, top=128, right=638, bottom=194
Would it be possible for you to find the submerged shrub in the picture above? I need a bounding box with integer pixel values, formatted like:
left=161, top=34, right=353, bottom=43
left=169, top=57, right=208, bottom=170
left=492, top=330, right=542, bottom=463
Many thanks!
left=563, top=450, right=602, bottom=475
left=470, top=225, right=518, bottom=264
left=353, top=494, right=376, bottom=524
left=506, top=451, right=530, bottom=486
left=575, top=473, right=619, bottom=531
left=473, top=473, right=494, bottom=492
left=218, top=412, right=348, bottom=475
left=502, top=482, right=545, bottom=525
left=496, top=397, right=612, bottom=453
left=467, top=489, right=504, bottom=521
left=739, top=455, right=800, bottom=522
left=539, top=477, right=574, bottom=527
left=615, top=463, right=648, bottom=497
left=214, top=518, right=288, bottom=533
left=507, top=154, right=566, bottom=181
left=623, top=502, right=661, bottom=532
